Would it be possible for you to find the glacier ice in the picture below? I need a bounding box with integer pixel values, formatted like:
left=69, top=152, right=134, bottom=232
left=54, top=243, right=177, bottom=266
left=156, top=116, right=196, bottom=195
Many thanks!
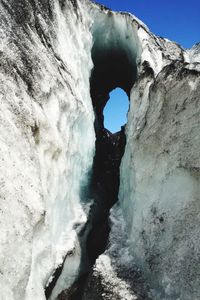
left=86, top=3, right=200, bottom=300
left=0, top=0, right=199, bottom=299
left=0, top=1, right=95, bottom=299
left=117, top=61, right=200, bottom=299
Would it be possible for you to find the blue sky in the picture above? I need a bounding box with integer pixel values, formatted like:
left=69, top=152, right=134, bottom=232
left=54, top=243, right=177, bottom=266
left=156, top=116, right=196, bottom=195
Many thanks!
left=104, top=88, right=129, bottom=133
left=98, top=0, right=200, bottom=133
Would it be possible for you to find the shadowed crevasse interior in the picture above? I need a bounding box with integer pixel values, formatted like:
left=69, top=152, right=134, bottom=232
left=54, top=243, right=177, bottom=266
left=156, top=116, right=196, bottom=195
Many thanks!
left=88, top=12, right=139, bottom=260
left=46, top=12, right=140, bottom=299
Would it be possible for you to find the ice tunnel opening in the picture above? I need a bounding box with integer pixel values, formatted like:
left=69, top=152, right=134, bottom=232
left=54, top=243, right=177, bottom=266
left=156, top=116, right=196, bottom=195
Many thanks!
left=103, top=88, right=129, bottom=134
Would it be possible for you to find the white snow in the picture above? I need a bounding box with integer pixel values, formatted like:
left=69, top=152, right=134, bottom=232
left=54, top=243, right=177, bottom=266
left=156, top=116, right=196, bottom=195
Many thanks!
left=187, top=43, right=200, bottom=63
left=94, top=254, right=138, bottom=300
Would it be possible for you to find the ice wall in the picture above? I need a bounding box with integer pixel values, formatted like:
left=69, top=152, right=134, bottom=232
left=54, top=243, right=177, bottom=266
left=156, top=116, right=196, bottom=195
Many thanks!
left=118, top=29, right=200, bottom=300
left=0, top=1, right=95, bottom=299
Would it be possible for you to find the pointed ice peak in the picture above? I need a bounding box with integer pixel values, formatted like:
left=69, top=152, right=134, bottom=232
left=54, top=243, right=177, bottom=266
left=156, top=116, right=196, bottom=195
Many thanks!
left=187, top=42, right=200, bottom=63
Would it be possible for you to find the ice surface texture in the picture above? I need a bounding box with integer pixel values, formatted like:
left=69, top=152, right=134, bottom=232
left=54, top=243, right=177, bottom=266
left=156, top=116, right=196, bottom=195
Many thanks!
left=0, top=0, right=199, bottom=299
left=0, top=1, right=95, bottom=299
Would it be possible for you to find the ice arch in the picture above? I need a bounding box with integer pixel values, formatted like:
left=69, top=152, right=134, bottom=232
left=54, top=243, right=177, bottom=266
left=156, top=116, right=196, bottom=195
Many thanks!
left=90, top=11, right=141, bottom=130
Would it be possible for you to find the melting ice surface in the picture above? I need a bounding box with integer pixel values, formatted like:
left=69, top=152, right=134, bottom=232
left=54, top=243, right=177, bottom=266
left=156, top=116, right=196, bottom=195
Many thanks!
left=103, top=88, right=129, bottom=133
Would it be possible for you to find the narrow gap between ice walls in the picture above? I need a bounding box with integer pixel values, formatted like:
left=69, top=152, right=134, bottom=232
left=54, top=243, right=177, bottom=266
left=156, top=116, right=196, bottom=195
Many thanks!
left=84, top=10, right=140, bottom=273
left=45, top=8, right=140, bottom=300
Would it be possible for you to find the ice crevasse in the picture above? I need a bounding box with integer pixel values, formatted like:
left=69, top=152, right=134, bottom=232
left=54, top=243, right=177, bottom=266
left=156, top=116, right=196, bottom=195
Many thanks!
left=0, top=0, right=199, bottom=299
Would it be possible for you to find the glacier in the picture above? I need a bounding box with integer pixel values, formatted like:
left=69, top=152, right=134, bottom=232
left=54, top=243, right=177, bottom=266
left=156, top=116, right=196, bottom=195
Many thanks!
left=0, top=0, right=199, bottom=299
left=0, top=1, right=95, bottom=299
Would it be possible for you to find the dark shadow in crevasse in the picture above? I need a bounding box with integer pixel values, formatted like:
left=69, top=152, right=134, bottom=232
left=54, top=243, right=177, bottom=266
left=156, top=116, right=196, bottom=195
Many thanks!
left=49, top=12, right=139, bottom=300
